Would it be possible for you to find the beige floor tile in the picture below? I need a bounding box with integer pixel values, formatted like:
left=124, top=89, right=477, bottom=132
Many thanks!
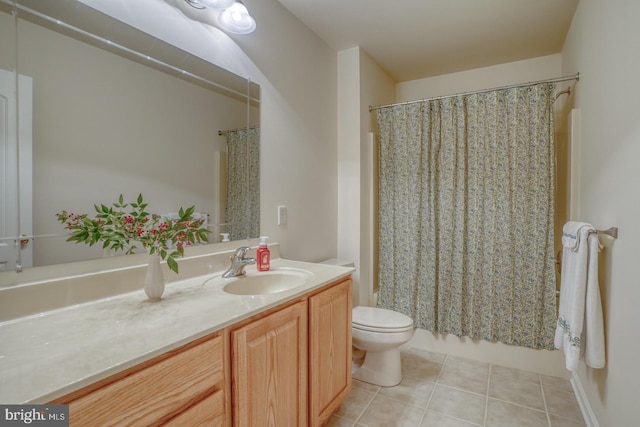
left=485, top=398, right=549, bottom=427
left=541, top=375, right=573, bottom=393
left=401, top=352, right=443, bottom=382
left=336, top=388, right=376, bottom=421
left=338, top=351, right=586, bottom=427
left=548, top=414, right=587, bottom=427
left=326, top=415, right=355, bottom=427
left=420, top=410, right=481, bottom=427
left=491, top=364, right=541, bottom=385
left=427, top=385, right=486, bottom=425
left=543, top=388, right=583, bottom=422
left=377, top=376, right=435, bottom=408
left=356, top=394, right=425, bottom=427
left=445, top=355, right=490, bottom=372
left=352, top=378, right=381, bottom=394
left=489, top=375, right=545, bottom=411
left=402, top=346, right=448, bottom=363
left=438, top=364, right=489, bottom=395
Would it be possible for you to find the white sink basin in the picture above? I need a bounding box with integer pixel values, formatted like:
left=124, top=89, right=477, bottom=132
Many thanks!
left=222, top=268, right=314, bottom=295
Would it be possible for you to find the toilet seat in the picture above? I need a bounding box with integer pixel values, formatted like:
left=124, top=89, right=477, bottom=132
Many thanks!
left=352, top=306, right=413, bottom=333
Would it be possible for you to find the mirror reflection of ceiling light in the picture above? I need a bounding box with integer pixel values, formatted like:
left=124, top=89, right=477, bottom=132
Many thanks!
left=198, top=0, right=235, bottom=9
left=218, top=1, right=256, bottom=34
left=184, top=0, right=256, bottom=34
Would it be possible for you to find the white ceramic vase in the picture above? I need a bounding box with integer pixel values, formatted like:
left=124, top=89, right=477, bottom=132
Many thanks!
left=144, top=255, right=165, bottom=301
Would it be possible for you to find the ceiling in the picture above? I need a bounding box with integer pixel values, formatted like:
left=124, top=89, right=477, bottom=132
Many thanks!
left=277, top=0, right=580, bottom=82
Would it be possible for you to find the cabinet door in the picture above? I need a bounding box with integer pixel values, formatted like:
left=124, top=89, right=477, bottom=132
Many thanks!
left=231, top=301, right=308, bottom=427
left=309, top=279, right=353, bottom=427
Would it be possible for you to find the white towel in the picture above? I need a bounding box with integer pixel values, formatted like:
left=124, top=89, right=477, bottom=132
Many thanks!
left=561, top=221, right=592, bottom=251
left=555, top=222, right=606, bottom=371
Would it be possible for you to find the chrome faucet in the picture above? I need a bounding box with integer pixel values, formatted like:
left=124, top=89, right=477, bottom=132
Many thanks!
left=222, top=246, right=256, bottom=278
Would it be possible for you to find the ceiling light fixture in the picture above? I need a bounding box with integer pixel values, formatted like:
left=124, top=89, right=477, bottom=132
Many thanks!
left=217, top=1, right=256, bottom=34
left=183, top=0, right=255, bottom=35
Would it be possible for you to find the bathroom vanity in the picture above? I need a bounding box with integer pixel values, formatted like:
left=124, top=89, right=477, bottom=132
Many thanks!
left=0, top=245, right=353, bottom=426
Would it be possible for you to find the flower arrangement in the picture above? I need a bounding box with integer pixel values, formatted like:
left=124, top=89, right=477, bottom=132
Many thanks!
left=56, top=194, right=210, bottom=273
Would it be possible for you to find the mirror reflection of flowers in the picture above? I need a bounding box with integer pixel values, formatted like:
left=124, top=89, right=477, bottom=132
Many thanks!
left=56, top=194, right=210, bottom=273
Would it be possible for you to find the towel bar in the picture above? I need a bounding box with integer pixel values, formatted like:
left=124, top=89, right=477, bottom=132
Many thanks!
left=596, top=227, right=618, bottom=239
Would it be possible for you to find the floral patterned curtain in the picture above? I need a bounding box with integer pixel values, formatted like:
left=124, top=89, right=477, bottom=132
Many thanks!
left=375, top=83, right=557, bottom=349
left=225, top=127, right=260, bottom=240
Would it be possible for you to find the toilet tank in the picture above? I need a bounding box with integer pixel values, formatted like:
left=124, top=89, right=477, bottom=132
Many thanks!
left=319, top=258, right=355, bottom=268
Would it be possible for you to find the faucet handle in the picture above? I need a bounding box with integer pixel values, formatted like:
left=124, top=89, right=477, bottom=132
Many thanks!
left=233, top=246, right=251, bottom=260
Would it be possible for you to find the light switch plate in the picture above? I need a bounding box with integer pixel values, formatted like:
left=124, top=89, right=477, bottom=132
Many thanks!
left=277, top=205, right=287, bottom=226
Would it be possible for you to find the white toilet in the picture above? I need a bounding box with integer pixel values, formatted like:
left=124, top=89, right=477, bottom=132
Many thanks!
left=351, top=306, right=415, bottom=387
left=318, top=259, right=415, bottom=387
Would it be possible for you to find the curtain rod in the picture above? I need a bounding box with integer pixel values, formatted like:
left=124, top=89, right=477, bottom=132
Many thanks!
left=369, top=73, right=580, bottom=112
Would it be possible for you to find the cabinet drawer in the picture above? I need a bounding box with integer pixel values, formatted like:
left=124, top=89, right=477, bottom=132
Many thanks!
left=165, top=390, right=225, bottom=426
left=66, top=334, right=223, bottom=426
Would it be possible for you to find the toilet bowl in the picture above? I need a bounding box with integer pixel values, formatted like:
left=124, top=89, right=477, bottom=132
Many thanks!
left=351, top=306, right=415, bottom=387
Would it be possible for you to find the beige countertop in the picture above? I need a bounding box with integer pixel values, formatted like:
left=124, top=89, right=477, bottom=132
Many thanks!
left=0, top=257, right=353, bottom=404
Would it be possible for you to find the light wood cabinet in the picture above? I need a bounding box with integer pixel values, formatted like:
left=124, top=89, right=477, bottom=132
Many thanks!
left=54, top=332, right=226, bottom=426
left=309, top=279, right=352, bottom=427
left=230, top=277, right=352, bottom=427
left=52, top=276, right=352, bottom=427
left=231, top=300, right=308, bottom=427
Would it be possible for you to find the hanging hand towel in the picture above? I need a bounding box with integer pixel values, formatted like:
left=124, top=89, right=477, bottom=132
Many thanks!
left=561, top=221, right=591, bottom=251
left=555, top=221, right=606, bottom=371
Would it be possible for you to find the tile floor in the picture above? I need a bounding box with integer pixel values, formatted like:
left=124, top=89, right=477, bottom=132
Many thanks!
left=328, top=347, right=586, bottom=427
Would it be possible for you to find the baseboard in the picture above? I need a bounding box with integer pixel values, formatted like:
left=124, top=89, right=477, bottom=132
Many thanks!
left=571, top=372, right=600, bottom=427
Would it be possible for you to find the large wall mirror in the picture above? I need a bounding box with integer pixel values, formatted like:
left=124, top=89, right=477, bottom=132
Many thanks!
left=0, top=0, right=260, bottom=276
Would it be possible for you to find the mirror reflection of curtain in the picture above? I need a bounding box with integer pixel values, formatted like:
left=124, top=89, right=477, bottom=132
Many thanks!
left=225, top=127, right=260, bottom=240
left=375, top=83, right=557, bottom=349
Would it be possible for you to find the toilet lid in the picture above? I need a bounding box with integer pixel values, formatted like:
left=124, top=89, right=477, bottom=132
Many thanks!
left=352, top=306, right=413, bottom=332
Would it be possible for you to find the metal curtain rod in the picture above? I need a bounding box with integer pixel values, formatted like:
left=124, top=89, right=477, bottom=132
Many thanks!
left=369, top=73, right=580, bottom=112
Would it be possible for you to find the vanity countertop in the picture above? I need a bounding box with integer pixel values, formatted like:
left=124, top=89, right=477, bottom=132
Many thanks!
left=0, top=258, right=353, bottom=404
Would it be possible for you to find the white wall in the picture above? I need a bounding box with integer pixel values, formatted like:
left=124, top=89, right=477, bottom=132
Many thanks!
left=337, top=48, right=362, bottom=302
left=396, top=54, right=562, bottom=101
left=561, top=0, right=640, bottom=425
left=230, top=0, right=338, bottom=262
left=337, top=47, right=394, bottom=306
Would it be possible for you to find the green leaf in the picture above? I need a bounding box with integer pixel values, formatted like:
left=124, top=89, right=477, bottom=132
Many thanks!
left=182, top=206, right=195, bottom=219
left=199, top=229, right=210, bottom=241
left=119, top=194, right=124, bottom=205
left=167, top=257, right=179, bottom=274
left=137, top=193, right=143, bottom=205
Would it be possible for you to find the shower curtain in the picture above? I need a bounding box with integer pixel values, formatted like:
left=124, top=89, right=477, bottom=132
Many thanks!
left=225, top=127, right=260, bottom=240
left=375, top=83, right=557, bottom=349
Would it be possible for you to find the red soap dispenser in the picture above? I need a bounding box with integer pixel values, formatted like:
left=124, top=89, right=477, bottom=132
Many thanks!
left=257, top=236, right=270, bottom=271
